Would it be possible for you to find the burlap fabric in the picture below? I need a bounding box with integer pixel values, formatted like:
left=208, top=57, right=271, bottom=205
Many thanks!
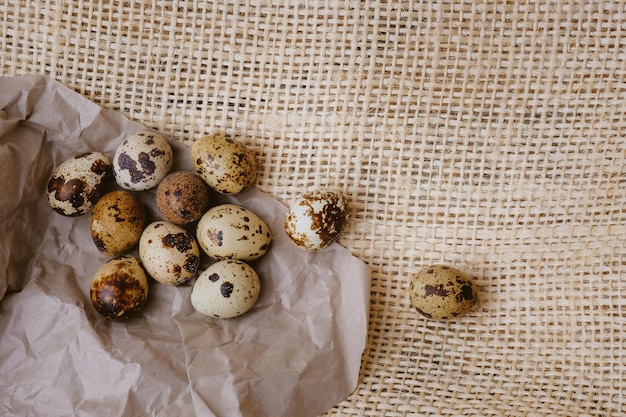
left=2, top=1, right=625, bottom=416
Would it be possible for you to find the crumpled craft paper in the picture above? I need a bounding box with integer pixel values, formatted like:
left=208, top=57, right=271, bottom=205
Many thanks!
left=0, top=75, right=370, bottom=417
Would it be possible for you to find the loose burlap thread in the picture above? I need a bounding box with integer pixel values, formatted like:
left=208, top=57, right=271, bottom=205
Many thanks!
left=2, top=1, right=625, bottom=416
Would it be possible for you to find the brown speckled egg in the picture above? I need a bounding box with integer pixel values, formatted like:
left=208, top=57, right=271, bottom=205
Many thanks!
left=191, top=134, right=256, bottom=195
left=139, top=221, right=200, bottom=286
left=409, top=265, right=478, bottom=320
left=90, top=255, right=149, bottom=320
left=90, top=191, right=146, bottom=257
left=156, top=171, right=210, bottom=225
left=190, top=260, right=260, bottom=319
left=46, top=152, right=113, bottom=216
left=196, top=204, right=272, bottom=261
left=113, top=131, right=173, bottom=191
left=284, top=190, right=349, bottom=251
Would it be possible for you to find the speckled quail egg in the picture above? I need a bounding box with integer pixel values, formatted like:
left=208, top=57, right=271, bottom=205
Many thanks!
left=113, top=131, right=173, bottom=191
left=90, top=190, right=146, bottom=257
left=90, top=255, right=149, bottom=320
left=284, top=190, right=349, bottom=251
left=191, top=134, right=256, bottom=195
left=409, top=265, right=478, bottom=320
left=139, top=221, right=201, bottom=286
left=46, top=152, right=113, bottom=216
left=156, top=171, right=210, bottom=225
left=196, top=204, right=272, bottom=261
left=191, top=260, right=261, bottom=319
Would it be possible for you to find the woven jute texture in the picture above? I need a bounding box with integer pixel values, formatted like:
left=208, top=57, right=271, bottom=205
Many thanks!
left=2, top=1, right=626, bottom=416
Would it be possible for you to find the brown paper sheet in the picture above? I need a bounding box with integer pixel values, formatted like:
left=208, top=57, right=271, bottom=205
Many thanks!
left=0, top=75, right=370, bottom=417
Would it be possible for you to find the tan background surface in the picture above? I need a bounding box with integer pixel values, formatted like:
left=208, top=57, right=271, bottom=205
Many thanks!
left=2, top=1, right=625, bottom=415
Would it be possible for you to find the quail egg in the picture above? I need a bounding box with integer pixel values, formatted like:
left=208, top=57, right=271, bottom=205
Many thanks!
left=90, top=255, right=149, bottom=319
left=284, top=190, right=349, bottom=251
left=90, top=190, right=146, bottom=257
left=156, top=171, right=210, bottom=225
left=409, top=265, right=478, bottom=320
left=196, top=204, right=272, bottom=261
left=139, top=221, right=201, bottom=286
left=113, top=131, right=173, bottom=191
left=46, top=152, right=113, bottom=216
left=191, top=260, right=261, bottom=319
left=191, top=134, right=256, bottom=195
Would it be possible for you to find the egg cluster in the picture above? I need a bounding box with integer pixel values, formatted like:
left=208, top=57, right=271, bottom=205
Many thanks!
left=47, top=130, right=477, bottom=322
left=46, top=132, right=354, bottom=321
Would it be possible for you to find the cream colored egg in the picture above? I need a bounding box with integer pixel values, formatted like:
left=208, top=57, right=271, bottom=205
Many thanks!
left=409, top=265, right=478, bottom=320
left=191, top=260, right=260, bottom=319
left=191, top=134, right=256, bottom=195
left=284, top=190, right=349, bottom=251
left=196, top=204, right=271, bottom=261
left=46, top=152, right=113, bottom=216
left=113, top=131, right=173, bottom=191
left=139, top=221, right=200, bottom=286
left=90, top=255, right=149, bottom=320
